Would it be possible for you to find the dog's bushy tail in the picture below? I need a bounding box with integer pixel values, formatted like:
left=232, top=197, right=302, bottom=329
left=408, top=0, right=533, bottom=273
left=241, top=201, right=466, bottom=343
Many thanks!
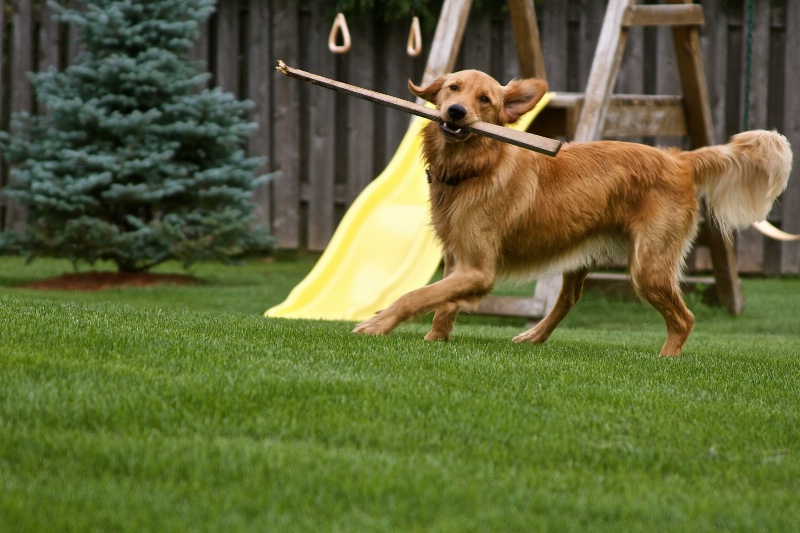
left=682, top=130, right=792, bottom=234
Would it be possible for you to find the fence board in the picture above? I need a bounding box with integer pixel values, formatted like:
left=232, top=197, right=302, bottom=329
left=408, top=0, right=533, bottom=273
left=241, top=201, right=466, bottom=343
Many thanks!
left=304, top=3, right=337, bottom=250
left=213, top=0, right=240, bottom=94
left=780, top=0, right=800, bottom=272
left=6, top=0, right=35, bottom=231
left=701, top=0, right=727, bottom=145
left=344, top=15, right=377, bottom=204
left=0, top=0, right=5, bottom=232
left=37, top=2, right=61, bottom=73
left=736, top=0, right=771, bottom=272
left=246, top=0, right=272, bottom=226
left=380, top=24, right=420, bottom=176
left=10, top=0, right=34, bottom=138
left=269, top=0, right=301, bottom=249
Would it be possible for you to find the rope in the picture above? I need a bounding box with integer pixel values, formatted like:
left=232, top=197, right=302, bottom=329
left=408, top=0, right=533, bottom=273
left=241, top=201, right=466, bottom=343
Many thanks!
left=742, top=0, right=755, bottom=129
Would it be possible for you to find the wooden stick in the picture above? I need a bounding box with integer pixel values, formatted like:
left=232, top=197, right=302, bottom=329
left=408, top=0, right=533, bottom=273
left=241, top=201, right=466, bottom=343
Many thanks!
left=275, top=60, right=562, bottom=157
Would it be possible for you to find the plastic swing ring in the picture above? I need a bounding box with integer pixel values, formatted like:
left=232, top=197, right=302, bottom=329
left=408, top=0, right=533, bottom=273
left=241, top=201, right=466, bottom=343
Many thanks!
left=328, top=12, right=351, bottom=54
left=406, top=15, right=422, bottom=57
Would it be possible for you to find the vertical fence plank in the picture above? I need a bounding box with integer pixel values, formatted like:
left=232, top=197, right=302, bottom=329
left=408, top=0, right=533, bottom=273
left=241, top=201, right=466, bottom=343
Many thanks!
left=459, top=13, right=491, bottom=71
left=780, top=0, right=800, bottom=273
left=37, top=1, right=59, bottom=72
left=381, top=26, right=418, bottom=170
left=246, top=0, right=272, bottom=227
left=700, top=0, right=729, bottom=145
left=344, top=14, right=377, bottom=203
left=11, top=0, right=34, bottom=125
left=690, top=0, right=723, bottom=272
left=304, top=3, right=337, bottom=251
left=270, top=0, right=301, bottom=249
left=190, top=8, right=210, bottom=83
left=539, top=1, right=568, bottom=90
left=576, top=0, right=607, bottom=93
left=616, top=25, right=644, bottom=95
left=501, top=18, right=518, bottom=82
left=214, top=0, right=240, bottom=94
left=0, top=0, right=7, bottom=231
left=5, top=0, right=36, bottom=231
left=736, top=0, right=771, bottom=273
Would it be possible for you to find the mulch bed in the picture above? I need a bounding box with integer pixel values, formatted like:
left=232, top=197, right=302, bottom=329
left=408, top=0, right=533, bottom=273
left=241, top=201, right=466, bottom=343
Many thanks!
left=23, top=272, right=202, bottom=291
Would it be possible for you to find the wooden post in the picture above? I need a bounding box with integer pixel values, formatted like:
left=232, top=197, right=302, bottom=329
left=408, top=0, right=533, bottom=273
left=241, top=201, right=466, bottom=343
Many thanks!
left=573, top=0, right=633, bottom=142
left=508, top=0, right=547, bottom=80
left=667, top=0, right=743, bottom=314
left=668, top=0, right=714, bottom=148
left=419, top=0, right=473, bottom=85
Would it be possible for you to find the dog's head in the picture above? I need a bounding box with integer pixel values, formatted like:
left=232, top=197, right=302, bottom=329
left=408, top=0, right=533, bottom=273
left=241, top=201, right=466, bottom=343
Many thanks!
left=408, top=70, right=547, bottom=142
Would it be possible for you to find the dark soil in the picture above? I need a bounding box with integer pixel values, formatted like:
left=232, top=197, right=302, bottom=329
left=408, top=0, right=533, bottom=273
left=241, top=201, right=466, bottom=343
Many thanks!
left=23, top=271, right=202, bottom=291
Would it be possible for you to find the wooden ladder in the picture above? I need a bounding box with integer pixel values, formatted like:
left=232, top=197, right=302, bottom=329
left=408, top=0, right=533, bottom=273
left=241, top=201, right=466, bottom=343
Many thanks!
left=481, top=0, right=744, bottom=319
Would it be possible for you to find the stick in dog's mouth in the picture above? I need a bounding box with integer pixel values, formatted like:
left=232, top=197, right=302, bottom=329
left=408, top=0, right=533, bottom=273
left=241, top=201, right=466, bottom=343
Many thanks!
left=275, top=60, right=563, bottom=156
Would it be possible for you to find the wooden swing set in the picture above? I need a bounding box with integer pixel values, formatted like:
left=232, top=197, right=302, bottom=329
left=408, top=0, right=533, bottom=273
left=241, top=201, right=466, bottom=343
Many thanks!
left=305, top=0, right=797, bottom=318
left=417, top=0, right=746, bottom=317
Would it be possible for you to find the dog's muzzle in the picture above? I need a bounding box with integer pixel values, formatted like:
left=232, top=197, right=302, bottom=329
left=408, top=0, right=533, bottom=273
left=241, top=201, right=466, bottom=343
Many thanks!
left=440, top=104, right=472, bottom=141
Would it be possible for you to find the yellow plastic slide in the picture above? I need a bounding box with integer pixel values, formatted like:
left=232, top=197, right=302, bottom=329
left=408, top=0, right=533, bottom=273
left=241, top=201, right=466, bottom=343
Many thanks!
left=265, top=94, right=554, bottom=321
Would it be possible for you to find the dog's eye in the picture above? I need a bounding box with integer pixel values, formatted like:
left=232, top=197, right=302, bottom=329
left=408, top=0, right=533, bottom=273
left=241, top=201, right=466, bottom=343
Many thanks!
left=479, top=95, right=491, bottom=104
left=449, top=84, right=459, bottom=92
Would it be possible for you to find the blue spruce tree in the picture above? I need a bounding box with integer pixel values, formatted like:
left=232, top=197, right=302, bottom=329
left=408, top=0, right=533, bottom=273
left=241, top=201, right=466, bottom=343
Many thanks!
left=0, top=0, right=274, bottom=272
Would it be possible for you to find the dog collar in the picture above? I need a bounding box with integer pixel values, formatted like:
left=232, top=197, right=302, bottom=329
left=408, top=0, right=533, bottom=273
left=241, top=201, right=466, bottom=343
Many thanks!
left=426, top=167, right=473, bottom=186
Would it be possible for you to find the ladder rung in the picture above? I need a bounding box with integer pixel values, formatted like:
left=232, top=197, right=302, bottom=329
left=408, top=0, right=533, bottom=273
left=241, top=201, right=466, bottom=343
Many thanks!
left=622, top=5, right=704, bottom=27
left=533, top=93, right=688, bottom=138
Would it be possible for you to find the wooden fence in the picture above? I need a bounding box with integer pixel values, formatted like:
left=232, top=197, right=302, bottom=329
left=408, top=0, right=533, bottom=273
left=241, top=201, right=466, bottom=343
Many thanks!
left=1, top=0, right=799, bottom=273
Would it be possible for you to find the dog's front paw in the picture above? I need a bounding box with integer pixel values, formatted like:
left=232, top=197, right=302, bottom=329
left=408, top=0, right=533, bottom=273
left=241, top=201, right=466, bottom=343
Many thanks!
left=512, top=325, right=549, bottom=344
left=353, top=315, right=396, bottom=336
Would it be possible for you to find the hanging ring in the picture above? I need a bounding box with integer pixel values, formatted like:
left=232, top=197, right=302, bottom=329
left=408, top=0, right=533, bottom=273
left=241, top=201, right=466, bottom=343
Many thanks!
left=328, top=12, right=351, bottom=54
left=406, top=15, right=422, bottom=57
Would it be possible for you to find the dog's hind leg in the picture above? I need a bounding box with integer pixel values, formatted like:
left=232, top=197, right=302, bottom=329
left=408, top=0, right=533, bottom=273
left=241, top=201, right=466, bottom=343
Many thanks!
left=629, top=234, right=695, bottom=356
left=425, top=253, right=459, bottom=341
left=513, top=268, right=590, bottom=345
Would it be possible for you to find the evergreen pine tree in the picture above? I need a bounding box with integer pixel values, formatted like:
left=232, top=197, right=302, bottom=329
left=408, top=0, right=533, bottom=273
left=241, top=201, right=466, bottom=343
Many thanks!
left=0, top=0, right=274, bottom=272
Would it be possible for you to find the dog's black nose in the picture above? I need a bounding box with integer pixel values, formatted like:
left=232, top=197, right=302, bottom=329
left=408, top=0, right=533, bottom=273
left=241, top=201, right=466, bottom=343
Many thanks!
left=447, top=104, right=467, bottom=121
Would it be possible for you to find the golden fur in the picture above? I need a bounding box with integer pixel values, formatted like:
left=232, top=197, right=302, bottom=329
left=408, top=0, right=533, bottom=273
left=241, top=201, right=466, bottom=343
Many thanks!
left=353, top=69, right=793, bottom=356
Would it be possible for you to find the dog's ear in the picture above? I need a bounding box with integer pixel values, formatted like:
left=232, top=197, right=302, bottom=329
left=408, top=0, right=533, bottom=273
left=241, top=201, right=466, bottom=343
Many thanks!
left=500, top=78, right=548, bottom=124
left=408, top=76, right=445, bottom=104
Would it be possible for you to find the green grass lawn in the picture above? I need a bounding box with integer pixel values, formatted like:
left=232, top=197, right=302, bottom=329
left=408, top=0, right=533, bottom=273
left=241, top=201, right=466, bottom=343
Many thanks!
left=1, top=256, right=798, bottom=532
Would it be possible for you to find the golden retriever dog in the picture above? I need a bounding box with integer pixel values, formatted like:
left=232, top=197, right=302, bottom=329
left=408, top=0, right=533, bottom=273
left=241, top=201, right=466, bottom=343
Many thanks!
left=353, top=69, right=793, bottom=356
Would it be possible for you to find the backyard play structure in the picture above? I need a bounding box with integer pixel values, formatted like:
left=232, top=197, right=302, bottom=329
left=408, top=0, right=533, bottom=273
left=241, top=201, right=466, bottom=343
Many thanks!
left=267, top=0, right=798, bottom=322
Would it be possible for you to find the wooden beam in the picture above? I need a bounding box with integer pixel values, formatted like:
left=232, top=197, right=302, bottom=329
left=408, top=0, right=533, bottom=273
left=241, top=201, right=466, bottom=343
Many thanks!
left=508, top=0, right=547, bottom=80
left=583, top=273, right=717, bottom=301
left=476, top=295, right=541, bottom=319
left=531, top=93, right=688, bottom=138
left=275, top=61, right=563, bottom=156
left=622, top=4, right=704, bottom=27
left=476, top=272, right=718, bottom=319
left=573, top=0, right=634, bottom=142
left=420, top=0, right=473, bottom=85
left=669, top=2, right=715, bottom=147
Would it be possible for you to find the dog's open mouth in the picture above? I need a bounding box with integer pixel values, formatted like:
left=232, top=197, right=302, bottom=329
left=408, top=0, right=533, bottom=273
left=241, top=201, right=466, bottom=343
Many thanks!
left=440, top=121, right=471, bottom=140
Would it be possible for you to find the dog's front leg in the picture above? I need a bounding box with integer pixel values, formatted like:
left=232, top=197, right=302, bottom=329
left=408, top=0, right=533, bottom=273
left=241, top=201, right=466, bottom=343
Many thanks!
left=353, top=266, right=494, bottom=337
